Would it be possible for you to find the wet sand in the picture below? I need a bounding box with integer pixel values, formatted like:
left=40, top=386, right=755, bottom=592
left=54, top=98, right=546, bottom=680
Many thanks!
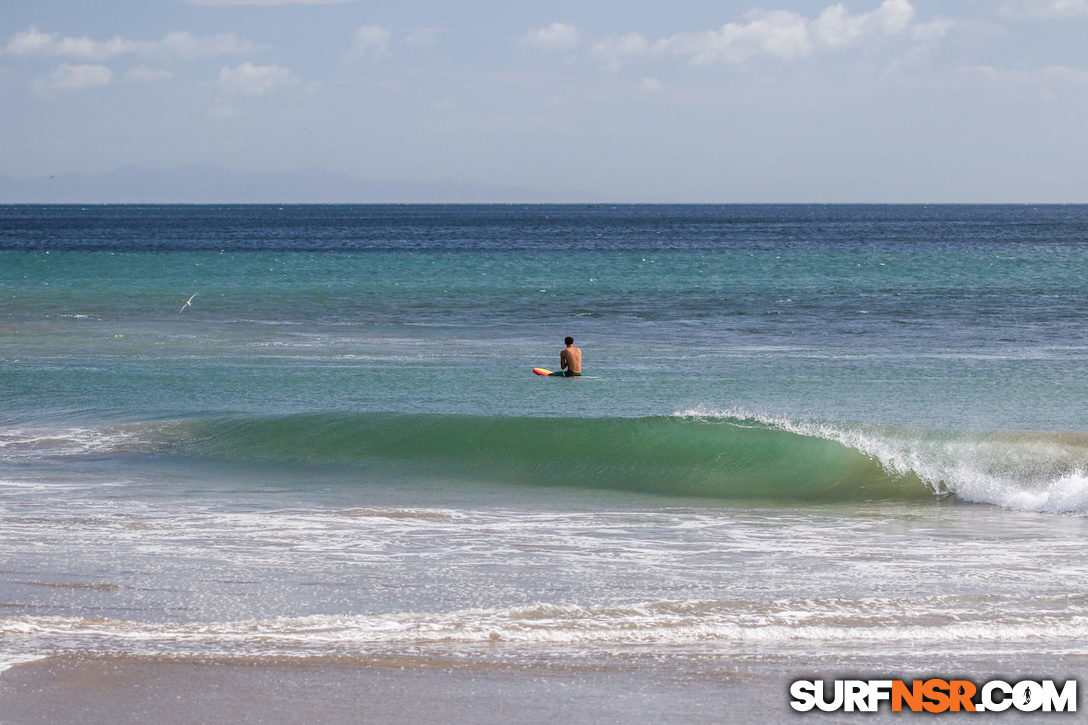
left=0, top=654, right=776, bottom=725
left=1, top=653, right=1082, bottom=724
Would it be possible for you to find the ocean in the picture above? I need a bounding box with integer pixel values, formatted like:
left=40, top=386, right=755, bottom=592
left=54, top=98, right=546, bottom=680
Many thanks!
left=2, top=204, right=1087, bottom=722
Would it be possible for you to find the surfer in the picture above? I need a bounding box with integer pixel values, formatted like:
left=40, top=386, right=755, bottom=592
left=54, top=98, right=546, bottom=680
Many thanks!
left=558, top=336, right=582, bottom=377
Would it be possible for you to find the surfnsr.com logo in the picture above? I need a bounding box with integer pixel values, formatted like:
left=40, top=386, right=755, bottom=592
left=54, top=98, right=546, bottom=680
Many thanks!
left=790, top=679, right=1077, bottom=713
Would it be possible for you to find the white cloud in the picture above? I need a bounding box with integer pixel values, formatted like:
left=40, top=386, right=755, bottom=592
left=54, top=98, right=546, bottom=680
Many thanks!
left=3, top=27, right=259, bottom=61
left=595, top=0, right=949, bottom=69
left=217, top=62, right=298, bottom=95
left=346, top=25, right=391, bottom=59
left=520, top=22, right=581, bottom=51
left=33, top=63, right=113, bottom=93
left=153, top=31, right=261, bottom=60
left=7, top=28, right=134, bottom=60
left=998, top=0, right=1088, bottom=17
left=658, top=10, right=812, bottom=65
left=639, top=77, right=663, bottom=93
left=591, top=33, right=650, bottom=71
left=813, top=0, right=914, bottom=48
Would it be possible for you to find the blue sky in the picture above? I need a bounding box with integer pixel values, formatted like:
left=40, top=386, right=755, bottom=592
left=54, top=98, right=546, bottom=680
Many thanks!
left=2, top=0, right=1088, bottom=201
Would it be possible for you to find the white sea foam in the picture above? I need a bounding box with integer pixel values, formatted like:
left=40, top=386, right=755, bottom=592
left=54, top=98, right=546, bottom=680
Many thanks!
left=674, top=407, right=1088, bottom=515
left=0, top=653, right=49, bottom=674
left=0, top=427, right=131, bottom=461
left=5, top=599, right=1088, bottom=657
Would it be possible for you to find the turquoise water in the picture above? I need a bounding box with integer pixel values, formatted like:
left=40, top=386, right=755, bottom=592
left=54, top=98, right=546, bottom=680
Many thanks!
left=5, top=205, right=1088, bottom=431
left=2, top=205, right=1088, bottom=703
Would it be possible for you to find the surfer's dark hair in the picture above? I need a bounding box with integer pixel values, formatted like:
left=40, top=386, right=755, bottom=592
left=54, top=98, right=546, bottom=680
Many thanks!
left=565, top=337, right=574, bottom=345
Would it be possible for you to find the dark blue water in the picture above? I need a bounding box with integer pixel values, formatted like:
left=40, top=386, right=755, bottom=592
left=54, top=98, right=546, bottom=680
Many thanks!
left=4, top=203, right=1088, bottom=252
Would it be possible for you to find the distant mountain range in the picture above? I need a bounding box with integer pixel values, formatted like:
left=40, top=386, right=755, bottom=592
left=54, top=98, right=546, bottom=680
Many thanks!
left=0, top=164, right=605, bottom=204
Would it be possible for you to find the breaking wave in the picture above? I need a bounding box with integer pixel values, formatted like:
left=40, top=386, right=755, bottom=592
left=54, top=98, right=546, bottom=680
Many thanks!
left=5, top=411, right=1088, bottom=513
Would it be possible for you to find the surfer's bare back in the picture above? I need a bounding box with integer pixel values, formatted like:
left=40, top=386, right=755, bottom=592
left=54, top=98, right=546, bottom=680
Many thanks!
left=559, top=336, right=582, bottom=377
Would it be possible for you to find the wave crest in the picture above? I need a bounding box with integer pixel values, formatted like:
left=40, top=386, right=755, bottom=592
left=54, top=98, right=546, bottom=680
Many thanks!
left=677, top=407, right=1088, bottom=514
left=8, top=411, right=1088, bottom=514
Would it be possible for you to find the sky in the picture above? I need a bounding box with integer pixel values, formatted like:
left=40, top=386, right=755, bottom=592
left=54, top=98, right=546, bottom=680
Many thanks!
left=2, top=0, right=1088, bottom=202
